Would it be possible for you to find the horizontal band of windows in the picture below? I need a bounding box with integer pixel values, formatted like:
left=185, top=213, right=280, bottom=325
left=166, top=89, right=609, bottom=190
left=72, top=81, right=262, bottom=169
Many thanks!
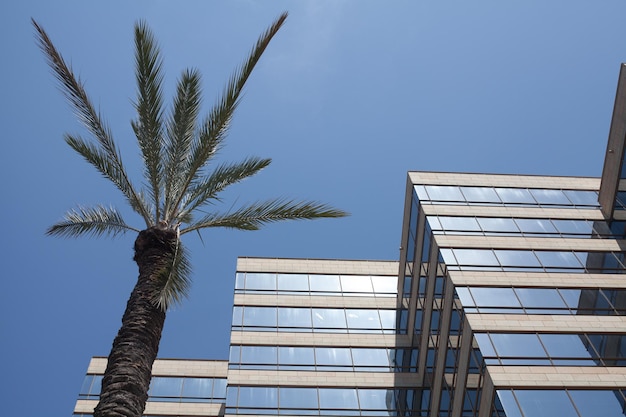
left=457, top=286, right=626, bottom=315
left=428, top=216, right=614, bottom=238
left=79, top=375, right=227, bottom=401
left=441, top=249, right=626, bottom=272
left=475, top=332, right=626, bottom=367
left=226, top=386, right=410, bottom=415
left=235, top=273, right=398, bottom=296
left=229, top=346, right=418, bottom=373
left=414, top=185, right=599, bottom=208
left=497, top=389, right=626, bottom=417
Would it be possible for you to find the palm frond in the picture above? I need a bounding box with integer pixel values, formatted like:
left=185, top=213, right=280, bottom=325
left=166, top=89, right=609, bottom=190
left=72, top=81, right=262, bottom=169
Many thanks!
left=169, top=12, right=288, bottom=219
left=64, top=133, right=151, bottom=219
left=152, top=238, right=191, bottom=311
left=176, top=157, right=272, bottom=221
left=131, top=21, right=165, bottom=220
left=32, top=19, right=153, bottom=226
left=163, top=69, right=202, bottom=222
left=181, top=198, right=348, bottom=234
left=46, top=205, right=139, bottom=238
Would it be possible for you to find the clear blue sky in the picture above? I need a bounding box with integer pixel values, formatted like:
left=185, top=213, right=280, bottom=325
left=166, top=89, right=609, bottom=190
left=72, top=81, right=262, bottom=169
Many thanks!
left=2, top=1, right=626, bottom=416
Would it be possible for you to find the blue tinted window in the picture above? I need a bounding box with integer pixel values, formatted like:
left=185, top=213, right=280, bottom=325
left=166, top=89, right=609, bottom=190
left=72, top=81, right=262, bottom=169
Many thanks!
left=494, top=188, right=536, bottom=204
left=569, top=390, right=626, bottom=417
left=318, top=388, right=359, bottom=409
left=514, top=390, right=577, bottom=417
left=280, top=387, right=318, bottom=409
left=530, top=189, right=571, bottom=205
left=277, top=274, right=309, bottom=291
left=460, top=186, right=500, bottom=203
left=425, top=185, right=464, bottom=201
left=245, top=273, right=276, bottom=290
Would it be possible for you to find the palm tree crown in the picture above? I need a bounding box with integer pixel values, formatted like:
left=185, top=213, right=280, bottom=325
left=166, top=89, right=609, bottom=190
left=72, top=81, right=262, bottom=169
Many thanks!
left=34, top=14, right=347, bottom=310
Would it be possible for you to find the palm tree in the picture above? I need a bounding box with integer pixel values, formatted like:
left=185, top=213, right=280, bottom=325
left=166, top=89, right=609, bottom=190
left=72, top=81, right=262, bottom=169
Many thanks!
left=33, top=13, right=347, bottom=417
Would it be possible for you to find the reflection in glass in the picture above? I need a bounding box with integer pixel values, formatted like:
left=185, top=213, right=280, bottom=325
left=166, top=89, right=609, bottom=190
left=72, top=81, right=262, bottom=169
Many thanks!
left=515, top=288, right=565, bottom=308
left=318, top=388, right=359, bottom=409
left=278, top=307, right=312, bottom=328
left=182, top=378, right=213, bottom=398
left=149, top=377, right=183, bottom=397
left=371, top=275, right=398, bottom=295
left=310, top=274, right=341, bottom=293
left=470, top=288, right=520, bottom=308
left=494, top=188, right=536, bottom=204
left=452, top=249, right=499, bottom=266
left=341, top=275, right=374, bottom=293
left=280, top=387, right=318, bottom=409
left=277, top=274, right=309, bottom=291
left=245, top=273, right=276, bottom=290
left=477, top=217, right=518, bottom=233
left=460, top=186, right=500, bottom=203
left=569, top=390, right=626, bottom=417
left=313, top=308, right=347, bottom=329
left=489, top=334, right=544, bottom=357
left=535, top=251, right=582, bottom=268
left=515, top=218, right=557, bottom=234
left=425, top=185, right=464, bottom=202
left=514, top=390, right=578, bottom=417
left=242, top=307, right=276, bottom=327
left=358, top=389, right=391, bottom=410
left=438, top=216, right=481, bottom=231
left=237, top=386, right=277, bottom=408
left=530, top=189, right=571, bottom=205
left=494, top=250, right=541, bottom=267
left=346, top=309, right=380, bottom=329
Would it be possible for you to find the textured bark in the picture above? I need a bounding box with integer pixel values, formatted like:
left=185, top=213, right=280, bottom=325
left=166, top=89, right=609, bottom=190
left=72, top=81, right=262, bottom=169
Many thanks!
left=93, top=226, right=177, bottom=417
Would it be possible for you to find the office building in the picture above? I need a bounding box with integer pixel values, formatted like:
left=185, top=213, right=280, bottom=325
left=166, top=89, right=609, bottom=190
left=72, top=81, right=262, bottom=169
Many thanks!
left=73, top=66, right=626, bottom=416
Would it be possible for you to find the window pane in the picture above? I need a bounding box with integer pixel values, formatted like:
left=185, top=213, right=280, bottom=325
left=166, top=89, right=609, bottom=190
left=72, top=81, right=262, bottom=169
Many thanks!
left=312, top=308, right=347, bottom=329
left=559, top=289, right=582, bottom=308
left=490, top=334, right=544, bottom=357
left=563, top=190, right=598, bottom=206
left=243, top=307, right=276, bottom=327
left=235, top=273, right=245, bottom=290
left=552, top=219, right=593, bottom=235
left=496, top=390, right=523, bottom=417
left=213, top=379, right=227, bottom=398
left=569, top=390, right=626, bottom=417
left=453, top=249, right=499, bottom=266
left=539, top=334, right=593, bottom=358
left=425, top=185, right=464, bottom=202
left=455, top=287, right=474, bottom=307
left=277, top=274, right=309, bottom=291
left=241, top=346, right=277, bottom=364
left=280, top=387, right=318, bottom=409
left=346, top=309, right=381, bottom=329
left=470, top=288, right=520, bottom=308
left=310, top=274, right=341, bottom=292
left=495, top=188, right=536, bottom=204
left=530, top=189, right=571, bottom=205
left=358, top=389, right=391, bottom=410
left=316, top=347, right=352, bottom=366
left=150, top=377, right=183, bottom=397
left=515, top=288, right=566, bottom=308
left=232, top=306, right=243, bottom=326
left=460, top=186, right=500, bottom=203
left=438, top=216, right=481, bottom=232
left=536, top=251, right=582, bottom=268
left=515, top=218, right=558, bottom=234
left=477, top=218, right=519, bottom=233
left=278, top=307, right=311, bottom=328
left=514, top=390, right=577, bottom=417
left=371, top=276, right=398, bottom=295
left=319, top=388, right=359, bottom=409
left=245, top=273, right=276, bottom=290
left=341, top=275, right=374, bottom=293
left=494, top=250, right=541, bottom=267
left=352, top=348, right=390, bottom=367
left=379, top=310, right=397, bottom=329
left=182, top=378, right=213, bottom=398
left=279, top=347, right=315, bottom=365
left=237, top=386, right=277, bottom=408
left=474, top=333, right=496, bottom=357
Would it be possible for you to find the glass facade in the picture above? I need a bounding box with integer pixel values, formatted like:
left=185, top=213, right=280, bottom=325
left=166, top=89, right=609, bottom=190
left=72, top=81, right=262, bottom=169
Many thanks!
left=401, top=173, right=626, bottom=417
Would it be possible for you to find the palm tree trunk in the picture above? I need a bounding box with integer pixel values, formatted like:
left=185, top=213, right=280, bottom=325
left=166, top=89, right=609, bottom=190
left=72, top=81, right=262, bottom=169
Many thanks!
left=93, top=226, right=177, bottom=417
